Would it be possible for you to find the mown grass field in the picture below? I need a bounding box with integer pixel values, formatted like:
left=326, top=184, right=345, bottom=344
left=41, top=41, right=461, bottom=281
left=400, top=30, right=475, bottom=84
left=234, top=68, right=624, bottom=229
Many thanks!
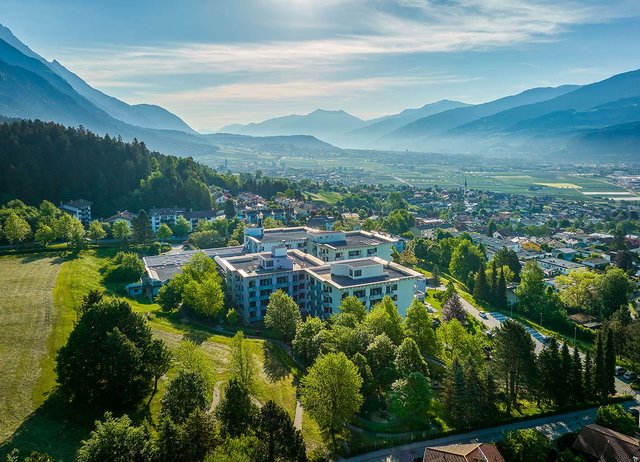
left=0, top=254, right=66, bottom=443
left=0, top=249, right=325, bottom=460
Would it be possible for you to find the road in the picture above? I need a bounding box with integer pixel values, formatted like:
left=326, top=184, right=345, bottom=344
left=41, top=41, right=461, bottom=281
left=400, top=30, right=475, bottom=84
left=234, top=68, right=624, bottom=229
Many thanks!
left=342, top=401, right=638, bottom=462
left=455, top=295, right=632, bottom=395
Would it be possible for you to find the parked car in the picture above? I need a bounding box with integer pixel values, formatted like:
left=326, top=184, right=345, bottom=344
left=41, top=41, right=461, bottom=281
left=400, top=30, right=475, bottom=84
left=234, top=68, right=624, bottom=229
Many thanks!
left=623, top=371, right=638, bottom=381
left=615, top=366, right=626, bottom=376
left=479, top=312, right=488, bottom=319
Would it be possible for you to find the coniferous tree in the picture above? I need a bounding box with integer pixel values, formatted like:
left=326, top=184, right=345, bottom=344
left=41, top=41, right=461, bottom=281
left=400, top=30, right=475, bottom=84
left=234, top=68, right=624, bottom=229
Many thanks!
left=132, top=210, right=154, bottom=243
left=490, top=259, right=498, bottom=303
left=594, top=331, right=606, bottom=399
left=604, top=328, right=616, bottom=397
left=559, top=343, right=573, bottom=408
left=463, top=361, right=484, bottom=427
left=444, top=360, right=468, bottom=429
left=572, top=347, right=584, bottom=404
left=584, top=349, right=594, bottom=401
left=483, top=371, right=499, bottom=424
left=473, top=263, right=491, bottom=303
left=442, top=294, right=466, bottom=323
left=496, top=267, right=508, bottom=309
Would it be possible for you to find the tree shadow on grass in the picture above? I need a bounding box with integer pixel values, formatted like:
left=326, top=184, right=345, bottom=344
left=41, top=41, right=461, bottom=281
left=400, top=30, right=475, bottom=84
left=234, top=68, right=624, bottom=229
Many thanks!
left=262, top=342, right=291, bottom=383
left=0, top=391, right=98, bottom=461
left=182, top=330, right=210, bottom=345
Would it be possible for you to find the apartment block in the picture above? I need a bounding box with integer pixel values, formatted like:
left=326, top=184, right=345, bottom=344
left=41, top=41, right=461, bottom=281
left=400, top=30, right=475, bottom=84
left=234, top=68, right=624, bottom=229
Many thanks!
left=243, top=226, right=397, bottom=262
left=59, top=199, right=92, bottom=226
left=215, top=246, right=426, bottom=322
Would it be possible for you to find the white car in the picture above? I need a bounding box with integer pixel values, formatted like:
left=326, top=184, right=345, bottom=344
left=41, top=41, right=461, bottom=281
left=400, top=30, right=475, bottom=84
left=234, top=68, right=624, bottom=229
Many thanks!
left=479, top=312, right=488, bottom=319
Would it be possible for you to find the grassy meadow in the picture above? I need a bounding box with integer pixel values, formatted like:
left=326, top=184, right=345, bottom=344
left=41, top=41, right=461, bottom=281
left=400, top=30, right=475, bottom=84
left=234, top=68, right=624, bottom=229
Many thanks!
left=0, top=249, right=324, bottom=460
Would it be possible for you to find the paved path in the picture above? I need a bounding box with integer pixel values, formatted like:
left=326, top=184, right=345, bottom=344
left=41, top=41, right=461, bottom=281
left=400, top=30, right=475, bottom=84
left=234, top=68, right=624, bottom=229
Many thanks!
left=454, top=295, right=631, bottom=394
left=208, top=382, right=221, bottom=414
left=342, top=401, right=638, bottom=462
left=294, top=400, right=303, bottom=430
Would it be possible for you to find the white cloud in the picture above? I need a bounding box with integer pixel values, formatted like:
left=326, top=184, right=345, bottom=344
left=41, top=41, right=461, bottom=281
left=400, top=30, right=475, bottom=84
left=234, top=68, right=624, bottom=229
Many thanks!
left=46, top=0, right=640, bottom=128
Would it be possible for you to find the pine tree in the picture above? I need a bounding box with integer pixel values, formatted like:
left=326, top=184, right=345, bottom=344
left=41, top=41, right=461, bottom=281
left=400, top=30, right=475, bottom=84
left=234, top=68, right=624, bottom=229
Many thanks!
left=473, top=263, right=491, bottom=303
left=594, top=331, right=606, bottom=399
left=463, top=361, right=484, bottom=427
left=572, top=347, right=584, bottom=404
left=444, top=360, right=467, bottom=429
left=604, top=328, right=616, bottom=397
left=483, top=371, right=499, bottom=424
left=490, top=259, right=498, bottom=304
left=132, top=209, right=154, bottom=243
left=584, top=349, right=594, bottom=401
left=559, top=343, right=572, bottom=408
left=496, top=267, right=508, bottom=309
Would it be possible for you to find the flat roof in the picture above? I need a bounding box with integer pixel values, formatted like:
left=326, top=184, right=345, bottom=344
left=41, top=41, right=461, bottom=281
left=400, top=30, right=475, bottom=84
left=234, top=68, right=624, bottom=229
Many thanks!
left=307, top=257, right=421, bottom=288
left=219, top=249, right=322, bottom=276
left=539, top=257, right=584, bottom=268
left=258, top=227, right=309, bottom=243
left=144, top=246, right=245, bottom=281
left=344, top=259, right=380, bottom=268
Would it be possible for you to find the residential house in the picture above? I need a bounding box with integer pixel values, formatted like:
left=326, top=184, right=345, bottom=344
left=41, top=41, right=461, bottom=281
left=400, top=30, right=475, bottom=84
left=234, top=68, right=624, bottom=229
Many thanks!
left=573, top=424, right=640, bottom=462
left=553, top=247, right=579, bottom=261
left=582, top=258, right=610, bottom=270
left=104, top=210, right=137, bottom=228
left=184, top=210, right=218, bottom=229
left=422, top=443, right=506, bottom=462
left=307, top=216, right=335, bottom=230
left=538, top=257, right=585, bottom=276
left=149, top=207, right=186, bottom=233
left=59, top=199, right=92, bottom=226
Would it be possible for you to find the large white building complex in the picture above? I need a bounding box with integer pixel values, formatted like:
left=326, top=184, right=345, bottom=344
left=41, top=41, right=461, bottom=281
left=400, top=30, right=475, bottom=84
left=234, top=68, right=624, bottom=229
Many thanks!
left=139, top=225, right=426, bottom=323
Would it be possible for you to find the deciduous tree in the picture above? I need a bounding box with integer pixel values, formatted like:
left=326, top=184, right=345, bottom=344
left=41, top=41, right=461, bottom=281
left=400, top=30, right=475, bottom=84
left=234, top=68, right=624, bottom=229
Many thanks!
left=301, top=352, right=363, bottom=450
left=265, top=290, right=301, bottom=343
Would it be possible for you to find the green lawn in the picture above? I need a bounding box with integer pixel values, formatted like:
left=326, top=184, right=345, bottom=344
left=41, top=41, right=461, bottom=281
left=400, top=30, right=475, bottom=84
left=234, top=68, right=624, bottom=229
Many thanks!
left=0, top=249, right=325, bottom=459
left=0, top=254, right=66, bottom=443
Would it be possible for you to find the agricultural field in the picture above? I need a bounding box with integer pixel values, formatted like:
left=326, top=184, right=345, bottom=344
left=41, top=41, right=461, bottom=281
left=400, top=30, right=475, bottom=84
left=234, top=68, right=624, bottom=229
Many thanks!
left=0, top=250, right=325, bottom=459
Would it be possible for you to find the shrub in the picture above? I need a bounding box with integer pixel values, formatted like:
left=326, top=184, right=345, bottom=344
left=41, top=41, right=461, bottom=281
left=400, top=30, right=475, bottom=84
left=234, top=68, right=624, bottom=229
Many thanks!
left=104, top=252, right=145, bottom=283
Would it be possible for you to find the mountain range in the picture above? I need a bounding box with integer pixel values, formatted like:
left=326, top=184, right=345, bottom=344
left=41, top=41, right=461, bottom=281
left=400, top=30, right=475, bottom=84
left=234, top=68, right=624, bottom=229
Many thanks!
left=0, top=25, right=337, bottom=157
left=223, top=73, right=640, bottom=160
left=0, top=24, right=638, bottom=161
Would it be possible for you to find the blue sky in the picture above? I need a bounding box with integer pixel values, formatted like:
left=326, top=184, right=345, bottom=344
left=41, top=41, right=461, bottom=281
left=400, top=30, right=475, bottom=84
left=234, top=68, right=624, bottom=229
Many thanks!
left=2, top=0, right=640, bottom=131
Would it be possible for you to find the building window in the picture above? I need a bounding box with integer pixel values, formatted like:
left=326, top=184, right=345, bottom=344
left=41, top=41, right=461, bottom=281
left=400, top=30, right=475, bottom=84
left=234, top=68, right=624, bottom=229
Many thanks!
left=354, top=290, right=365, bottom=298
left=348, top=250, right=361, bottom=257
left=260, top=289, right=272, bottom=297
left=249, top=291, right=256, bottom=298
left=335, top=252, right=342, bottom=258
left=260, top=278, right=271, bottom=286
left=276, top=276, right=288, bottom=284
left=370, top=287, right=382, bottom=296
left=265, top=260, right=274, bottom=267
left=248, top=280, right=256, bottom=288
left=249, top=311, right=256, bottom=319
left=367, top=248, right=377, bottom=255
left=354, top=269, right=362, bottom=277
left=249, top=301, right=256, bottom=308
